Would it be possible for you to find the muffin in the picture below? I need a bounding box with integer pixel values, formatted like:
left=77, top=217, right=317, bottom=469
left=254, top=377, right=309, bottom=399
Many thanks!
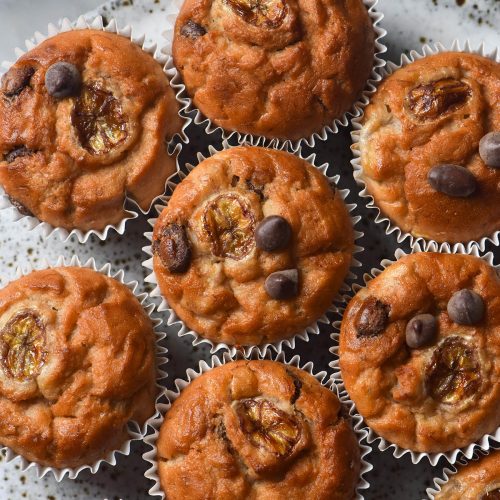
left=0, top=29, right=183, bottom=232
left=356, top=51, right=500, bottom=244
left=339, top=252, right=500, bottom=453
left=172, top=0, right=375, bottom=140
left=157, top=359, right=361, bottom=499
left=434, top=450, right=500, bottom=499
left=152, top=146, right=354, bottom=346
left=0, top=266, right=157, bottom=469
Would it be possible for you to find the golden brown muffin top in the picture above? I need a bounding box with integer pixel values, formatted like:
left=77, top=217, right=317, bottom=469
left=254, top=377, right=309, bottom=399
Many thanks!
left=358, top=52, right=500, bottom=243
left=173, top=0, right=375, bottom=140
left=0, top=267, right=157, bottom=469
left=435, top=450, right=500, bottom=500
left=157, top=360, right=360, bottom=500
left=152, top=146, right=354, bottom=346
left=0, top=29, right=182, bottom=232
left=339, top=253, right=500, bottom=453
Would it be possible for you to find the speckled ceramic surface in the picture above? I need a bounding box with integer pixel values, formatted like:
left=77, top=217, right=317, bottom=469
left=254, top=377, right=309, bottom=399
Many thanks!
left=0, top=0, right=498, bottom=499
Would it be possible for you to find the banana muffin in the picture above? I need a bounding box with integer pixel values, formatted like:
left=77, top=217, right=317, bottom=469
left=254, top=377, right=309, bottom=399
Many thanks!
left=434, top=450, right=500, bottom=500
left=172, top=0, right=375, bottom=140
left=157, top=359, right=361, bottom=499
left=356, top=51, right=500, bottom=243
left=152, top=146, right=354, bottom=346
left=0, top=266, right=157, bottom=468
left=339, top=252, right=500, bottom=453
left=0, top=29, right=183, bottom=232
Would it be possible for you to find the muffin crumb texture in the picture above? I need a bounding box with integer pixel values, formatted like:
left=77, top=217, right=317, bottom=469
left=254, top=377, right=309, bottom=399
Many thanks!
left=157, top=360, right=360, bottom=500
left=0, top=267, right=157, bottom=469
left=340, top=253, right=500, bottom=453
left=0, top=30, right=182, bottom=231
left=173, top=0, right=375, bottom=139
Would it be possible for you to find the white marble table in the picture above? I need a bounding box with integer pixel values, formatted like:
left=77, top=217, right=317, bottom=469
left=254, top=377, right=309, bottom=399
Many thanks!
left=0, top=0, right=498, bottom=499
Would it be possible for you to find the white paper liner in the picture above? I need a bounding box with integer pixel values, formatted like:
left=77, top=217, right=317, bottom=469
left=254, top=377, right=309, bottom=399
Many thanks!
left=162, top=0, right=387, bottom=151
left=0, top=15, right=191, bottom=243
left=143, top=350, right=373, bottom=499
left=426, top=442, right=500, bottom=499
left=350, top=40, right=500, bottom=253
left=329, top=241, right=500, bottom=466
left=0, top=255, right=168, bottom=481
left=142, top=139, right=364, bottom=356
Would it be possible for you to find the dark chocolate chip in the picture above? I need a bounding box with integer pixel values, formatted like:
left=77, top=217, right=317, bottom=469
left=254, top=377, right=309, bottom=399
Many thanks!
left=428, top=164, right=477, bottom=198
left=255, top=215, right=292, bottom=252
left=4, top=146, right=33, bottom=163
left=356, top=297, right=390, bottom=337
left=479, top=132, right=500, bottom=169
left=45, top=62, right=82, bottom=99
left=245, top=179, right=265, bottom=200
left=2, top=66, right=35, bottom=97
left=447, top=289, right=485, bottom=325
left=405, top=314, right=437, bottom=349
left=180, top=20, right=207, bottom=39
left=155, top=223, right=192, bottom=274
left=231, top=175, right=240, bottom=187
left=7, top=196, right=32, bottom=217
left=264, top=269, right=298, bottom=300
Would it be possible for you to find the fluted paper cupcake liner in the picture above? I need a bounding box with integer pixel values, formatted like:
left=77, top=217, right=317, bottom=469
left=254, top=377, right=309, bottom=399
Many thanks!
left=426, top=442, right=500, bottom=499
left=0, top=15, right=190, bottom=243
left=162, top=0, right=386, bottom=151
left=142, top=139, right=364, bottom=356
left=0, top=254, right=168, bottom=481
left=329, top=241, right=500, bottom=466
left=350, top=40, right=500, bottom=253
left=143, top=350, right=373, bottom=499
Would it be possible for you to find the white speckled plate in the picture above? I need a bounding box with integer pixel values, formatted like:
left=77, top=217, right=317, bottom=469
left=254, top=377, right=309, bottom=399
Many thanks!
left=0, top=0, right=498, bottom=499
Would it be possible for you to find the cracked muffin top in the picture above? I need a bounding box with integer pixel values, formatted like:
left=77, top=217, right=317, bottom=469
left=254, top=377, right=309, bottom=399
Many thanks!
left=0, top=267, right=157, bottom=469
left=172, top=0, right=375, bottom=140
left=152, top=146, right=354, bottom=346
left=157, top=359, right=361, bottom=500
left=357, top=52, right=500, bottom=243
left=435, top=450, right=500, bottom=500
left=339, top=252, right=500, bottom=453
left=0, top=29, right=183, bottom=232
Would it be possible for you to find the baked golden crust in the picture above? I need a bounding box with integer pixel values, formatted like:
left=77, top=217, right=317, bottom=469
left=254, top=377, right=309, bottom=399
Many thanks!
left=358, top=52, right=500, bottom=243
left=0, top=30, right=182, bottom=231
left=0, top=267, right=157, bottom=469
left=339, top=253, right=500, bottom=453
left=436, top=451, right=500, bottom=500
left=173, top=0, right=375, bottom=140
left=157, top=360, right=360, bottom=500
left=152, top=146, right=354, bottom=346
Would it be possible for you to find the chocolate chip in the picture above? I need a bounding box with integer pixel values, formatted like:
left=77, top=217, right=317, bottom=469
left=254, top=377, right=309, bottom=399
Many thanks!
left=479, top=132, right=500, bottom=169
left=428, top=164, right=477, bottom=198
left=7, top=196, right=32, bottom=217
left=447, top=289, right=485, bottom=325
left=356, top=297, right=390, bottom=337
left=1, top=66, right=35, bottom=97
left=231, top=175, right=240, bottom=187
left=405, top=314, right=437, bottom=349
left=264, top=269, right=298, bottom=300
left=4, top=146, right=33, bottom=163
left=245, top=179, right=265, bottom=200
left=45, top=62, right=82, bottom=99
left=180, top=20, right=207, bottom=39
left=255, top=215, right=292, bottom=252
left=155, top=223, right=192, bottom=274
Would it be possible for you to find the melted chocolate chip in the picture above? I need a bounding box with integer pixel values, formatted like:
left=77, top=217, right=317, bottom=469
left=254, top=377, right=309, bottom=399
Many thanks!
left=45, top=62, right=82, bottom=99
left=405, top=314, right=437, bottom=349
left=2, top=66, right=35, bottom=97
left=356, top=297, right=390, bottom=337
left=180, top=20, right=207, bottom=39
left=154, top=223, right=192, bottom=273
left=8, top=196, right=32, bottom=217
left=4, top=146, right=33, bottom=163
left=246, top=179, right=265, bottom=200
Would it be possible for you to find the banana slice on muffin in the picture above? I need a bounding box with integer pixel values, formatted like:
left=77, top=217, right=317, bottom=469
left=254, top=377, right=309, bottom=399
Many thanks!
left=152, top=146, right=354, bottom=346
